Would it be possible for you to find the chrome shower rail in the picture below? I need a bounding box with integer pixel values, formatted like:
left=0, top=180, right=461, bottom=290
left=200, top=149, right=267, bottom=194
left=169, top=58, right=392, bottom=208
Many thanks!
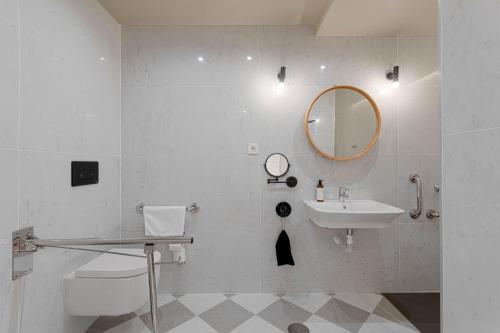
left=12, top=227, right=193, bottom=333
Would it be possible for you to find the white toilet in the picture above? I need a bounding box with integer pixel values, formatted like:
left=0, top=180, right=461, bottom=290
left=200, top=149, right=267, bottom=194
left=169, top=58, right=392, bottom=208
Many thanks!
left=64, top=248, right=161, bottom=316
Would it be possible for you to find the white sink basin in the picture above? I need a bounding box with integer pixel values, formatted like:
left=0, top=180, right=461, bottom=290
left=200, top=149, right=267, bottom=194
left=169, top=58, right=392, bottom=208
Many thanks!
left=304, top=200, right=404, bottom=229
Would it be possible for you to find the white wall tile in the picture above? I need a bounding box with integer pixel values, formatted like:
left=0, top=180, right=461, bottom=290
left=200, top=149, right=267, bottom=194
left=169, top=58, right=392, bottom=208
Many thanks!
left=18, top=0, right=121, bottom=155
left=254, top=84, right=323, bottom=156
left=442, top=2, right=500, bottom=326
left=19, top=248, right=97, bottom=333
left=159, top=223, right=261, bottom=293
left=0, top=243, right=19, bottom=333
left=122, top=26, right=437, bottom=294
left=0, top=1, right=19, bottom=331
left=123, top=26, right=259, bottom=87
left=397, top=37, right=440, bottom=157
left=0, top=150, right=18, bottom=240
left=258, top=25, right=336, bottom=87
left=395, top=36, right=441, bottom=292
left=122, top=85, right=260, bottom=158
left=398, top=37, right=439, bottom=86
left=398, top=84, right=441, bottom=155
left=259, top=26, right=397, bottom=88
left=442, top=128, right=500, bottom=332
left=19, top=0, right=120, bottom=61
left=0, top=0, right=17, bottom=25
left=19, top=29, right=120, bottom=154
left=0, top=18, right=18, bottom=149
left=0, top=1, right=122, bottom=333
left=398, top=223, right=440, bottom=291
left=441, top=0, right=500, bottom=134
left=19, top=152, right=120, bottom=239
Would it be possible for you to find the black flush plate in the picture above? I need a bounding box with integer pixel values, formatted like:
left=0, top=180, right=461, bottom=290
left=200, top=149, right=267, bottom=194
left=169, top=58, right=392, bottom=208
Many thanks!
left=71, top=161, right=98, bottom=187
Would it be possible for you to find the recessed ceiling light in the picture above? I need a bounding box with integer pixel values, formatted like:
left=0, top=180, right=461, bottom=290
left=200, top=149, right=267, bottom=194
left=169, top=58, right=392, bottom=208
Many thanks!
left=99, top=57, right=105, bottom=61
left=197, top=56, right=204, bottom=62
left=242, top=110, right=247, bottom=113
left=320, top=65, right=326, bottom=70
left=246, top=56, right=253, bottom=61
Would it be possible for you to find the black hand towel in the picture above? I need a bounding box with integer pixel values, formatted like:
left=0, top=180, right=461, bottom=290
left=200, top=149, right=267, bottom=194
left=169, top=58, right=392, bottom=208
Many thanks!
left=276, top=230, right=295, bottom=266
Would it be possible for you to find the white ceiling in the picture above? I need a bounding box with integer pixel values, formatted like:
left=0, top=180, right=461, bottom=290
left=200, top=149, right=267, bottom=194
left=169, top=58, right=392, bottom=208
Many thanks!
left=98, top=0, right=437, bottom=36
left=97, top=0, right=331, bottom=26
left=317, top=0, right=438, bottom=36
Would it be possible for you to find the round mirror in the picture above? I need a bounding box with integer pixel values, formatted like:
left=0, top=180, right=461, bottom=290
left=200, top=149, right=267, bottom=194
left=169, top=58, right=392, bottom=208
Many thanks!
left=304, top=85, right=381, bottom=160
left=264, top=153, right=290, bottom=177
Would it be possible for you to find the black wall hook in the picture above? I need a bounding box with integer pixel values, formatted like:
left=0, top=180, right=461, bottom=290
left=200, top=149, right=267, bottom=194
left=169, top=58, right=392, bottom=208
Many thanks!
left=276, top=202, right=292, bottom=218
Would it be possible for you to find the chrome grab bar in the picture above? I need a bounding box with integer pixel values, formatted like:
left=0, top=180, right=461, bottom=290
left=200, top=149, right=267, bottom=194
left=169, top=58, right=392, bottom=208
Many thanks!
left=409, top=173, right=422, bottom=218
left=29, top=235, right=193, bottom=247
left=12, top=227, right=193, bottom=333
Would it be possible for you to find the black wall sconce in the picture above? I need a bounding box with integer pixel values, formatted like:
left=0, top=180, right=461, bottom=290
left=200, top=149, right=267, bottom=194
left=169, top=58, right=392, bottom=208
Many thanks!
left=277, top=66, right=286, bottom=83
left=386, top=65, right=400, bottom=88
left=276, top=66, right=286, bottom=95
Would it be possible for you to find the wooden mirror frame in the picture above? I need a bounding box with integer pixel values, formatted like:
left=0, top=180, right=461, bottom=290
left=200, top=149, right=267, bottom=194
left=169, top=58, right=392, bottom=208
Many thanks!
left=304, top=85, right=382, bottom=161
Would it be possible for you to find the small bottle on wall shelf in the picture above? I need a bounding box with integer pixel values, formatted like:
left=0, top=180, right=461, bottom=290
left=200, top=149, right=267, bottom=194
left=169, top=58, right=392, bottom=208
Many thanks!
left=316, top=180, right=325, bottom=202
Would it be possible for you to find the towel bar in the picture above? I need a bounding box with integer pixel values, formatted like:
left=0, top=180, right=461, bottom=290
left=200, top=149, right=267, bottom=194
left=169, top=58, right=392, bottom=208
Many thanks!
left=136, top=202, right=200, bottom=215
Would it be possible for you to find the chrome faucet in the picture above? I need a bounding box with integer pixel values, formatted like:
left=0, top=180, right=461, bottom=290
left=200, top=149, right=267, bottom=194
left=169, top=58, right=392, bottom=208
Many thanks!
left=338, top=186, right=350, bottom=208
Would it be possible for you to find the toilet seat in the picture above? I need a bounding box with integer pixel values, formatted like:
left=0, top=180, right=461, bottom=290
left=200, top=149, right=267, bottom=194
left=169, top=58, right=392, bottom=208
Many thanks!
left=65, top=248, right=161, bottom=316
left=75, top=248, right=160, bottom=278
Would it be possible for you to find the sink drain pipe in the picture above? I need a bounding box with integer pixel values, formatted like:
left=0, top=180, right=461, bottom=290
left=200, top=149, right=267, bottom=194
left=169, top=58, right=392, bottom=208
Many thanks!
left=333, top=228, right=354, bottom=252
left=346, top=228, right=354, bottom=253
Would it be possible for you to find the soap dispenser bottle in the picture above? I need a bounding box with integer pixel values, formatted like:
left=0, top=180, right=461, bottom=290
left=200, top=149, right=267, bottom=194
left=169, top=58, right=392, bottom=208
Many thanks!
left=316, top=180, right=324, bottom=202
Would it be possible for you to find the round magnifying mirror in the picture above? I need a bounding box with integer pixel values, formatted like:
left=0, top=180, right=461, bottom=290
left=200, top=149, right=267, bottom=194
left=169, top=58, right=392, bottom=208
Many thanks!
left=264, top=153, right=290, bottom=177
left=304, top=85, right=381, bottom=160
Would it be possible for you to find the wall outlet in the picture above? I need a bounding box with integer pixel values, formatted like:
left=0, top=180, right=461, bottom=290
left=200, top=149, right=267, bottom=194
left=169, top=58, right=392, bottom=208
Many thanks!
left=247, top=143, right=259, bottom=155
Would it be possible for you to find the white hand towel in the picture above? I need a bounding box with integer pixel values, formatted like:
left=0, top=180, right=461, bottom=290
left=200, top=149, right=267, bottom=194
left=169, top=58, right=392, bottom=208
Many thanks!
left=144, top=206, right=185, bottom=236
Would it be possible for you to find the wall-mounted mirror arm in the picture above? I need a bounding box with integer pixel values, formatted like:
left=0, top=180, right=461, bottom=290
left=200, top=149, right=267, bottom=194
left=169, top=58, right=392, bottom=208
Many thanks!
left=267, top=176, right=298, bottom=188
left=264, top=153, right=298, bottom=188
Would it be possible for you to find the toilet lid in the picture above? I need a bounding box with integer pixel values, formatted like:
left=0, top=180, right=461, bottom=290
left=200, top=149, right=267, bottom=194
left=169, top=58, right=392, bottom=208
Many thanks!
left=75, top=248, right=161, bottom=279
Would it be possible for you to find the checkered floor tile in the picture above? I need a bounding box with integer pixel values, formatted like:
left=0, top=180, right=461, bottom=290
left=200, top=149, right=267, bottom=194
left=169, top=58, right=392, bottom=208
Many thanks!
left=88, top=293, right=420, bottom=333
